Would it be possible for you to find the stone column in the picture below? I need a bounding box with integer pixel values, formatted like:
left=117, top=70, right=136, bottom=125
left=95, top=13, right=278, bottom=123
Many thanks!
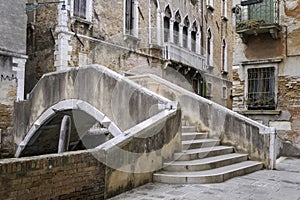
left=196, top=32, right=200, bottom=54
left=157, top=11, right=161, bottom=46
left=54, top=3, right=72, bottom=71
left=187, top=29, right=192, bottom=50
left=169, top=19, right=174, bottom=43
left=179, top=24, right=183, bottom=47
left=12, top=57, right=26, bottom=101
left=133, top=0, right=139, bottom=38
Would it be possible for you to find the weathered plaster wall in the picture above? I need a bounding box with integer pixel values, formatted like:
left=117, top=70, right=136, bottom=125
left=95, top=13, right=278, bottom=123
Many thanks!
left=0, top=0, right=27, bottom=54
left=232, top=0, right=300, bottom=156
left=25, top=0, right=57, bottom=94
left=0, top=0, right=27, bottom=158
left=26, top=0, right=234, bottom=106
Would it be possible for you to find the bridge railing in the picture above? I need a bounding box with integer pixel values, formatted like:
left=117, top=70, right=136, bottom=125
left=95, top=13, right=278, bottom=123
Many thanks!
left=129, top=74, right=276, bottom=169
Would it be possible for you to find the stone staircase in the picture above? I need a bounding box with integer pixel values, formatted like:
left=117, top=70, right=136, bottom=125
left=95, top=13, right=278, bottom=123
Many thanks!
left=153, top=125, right=263, bottom=184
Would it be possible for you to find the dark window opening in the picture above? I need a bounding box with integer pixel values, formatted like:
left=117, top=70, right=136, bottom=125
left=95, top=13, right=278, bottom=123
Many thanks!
left=74, top=0, right=87, bottom=19
left=207, top=29, right=212, bottom=66
left=222, top=39, right=226, bottom=71
left=191, top=22, right=197, bottom=52
left=247, top=67, right=275, bottom=110
left=164, top=6, right=171, bottom=42
left=125, top=0, right=134, bottom=35
left=183, top=17, right=189, bottom=48
left=174, top=12, right=181, bottom=45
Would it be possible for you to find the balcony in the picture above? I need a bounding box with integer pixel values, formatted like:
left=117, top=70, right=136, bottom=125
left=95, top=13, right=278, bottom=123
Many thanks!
left=164, top=43, right=206, bottom=71
left=234, top=0, right=281, bottom=43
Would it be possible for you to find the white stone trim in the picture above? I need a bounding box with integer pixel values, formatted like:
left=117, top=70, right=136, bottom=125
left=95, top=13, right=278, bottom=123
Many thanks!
left=12, top=57, right=26, bottom=101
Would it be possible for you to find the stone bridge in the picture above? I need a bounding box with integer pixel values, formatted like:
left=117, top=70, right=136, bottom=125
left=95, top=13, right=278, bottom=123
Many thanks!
left=13, top=65, right=180, bottom=157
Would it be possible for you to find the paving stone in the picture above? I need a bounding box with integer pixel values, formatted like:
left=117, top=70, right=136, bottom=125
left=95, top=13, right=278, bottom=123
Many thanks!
left=109, top=158, right=300, bottom=200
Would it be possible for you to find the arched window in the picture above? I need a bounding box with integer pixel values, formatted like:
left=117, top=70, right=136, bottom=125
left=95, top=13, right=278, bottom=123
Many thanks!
left=183, top=17, right=189, bottom=48
left=173, top=11, right=181, bottom=45
left=191, top=21, right=197, bottom=52
left=222, top=38, right=227, bottom=71
left=150, top=0, right=158, bottom=44
left=207, top=28, right=212, bottom=66
left=164, top=6, right=171, bottom=42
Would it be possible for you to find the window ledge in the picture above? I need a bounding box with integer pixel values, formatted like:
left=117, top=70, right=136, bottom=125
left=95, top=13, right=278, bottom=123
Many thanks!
left=72, top=17, right=93, bottom=26
left=240, top=110, right=281, bottom=115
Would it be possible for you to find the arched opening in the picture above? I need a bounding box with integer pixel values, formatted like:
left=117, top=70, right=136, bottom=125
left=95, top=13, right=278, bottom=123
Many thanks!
left=164, top=6, right=171, bottom=42
left=206, top=28, right=212, bottom=66
left=173, top=11, right=181, bottom=45
left=183, top=16, right=190, bottom=48
left=15, top=100, right=122, bottom=157
left=191, top=21, right=197, bottom=52
left=150, top=0, right=158, bottom=44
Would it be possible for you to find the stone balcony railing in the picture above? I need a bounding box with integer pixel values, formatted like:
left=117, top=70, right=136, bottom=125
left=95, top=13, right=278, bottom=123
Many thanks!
left=164, top=42, right=206, bottom=71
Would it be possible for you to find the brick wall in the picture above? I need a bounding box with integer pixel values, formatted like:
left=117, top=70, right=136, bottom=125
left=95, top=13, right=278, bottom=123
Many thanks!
left=0, top=150, right=106, bottom=200
left=278, top=77, right=300, bottom=148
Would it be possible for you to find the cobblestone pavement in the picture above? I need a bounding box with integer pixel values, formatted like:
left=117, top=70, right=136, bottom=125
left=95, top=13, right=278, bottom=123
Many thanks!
left=109, top=157, right=300, bottom=200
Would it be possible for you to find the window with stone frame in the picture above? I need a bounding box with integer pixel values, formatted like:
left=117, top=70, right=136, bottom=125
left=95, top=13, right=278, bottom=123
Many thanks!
left=173, top=11, right=181, bottom=45
left=247, top=67, right=275, bottom=110
left=183, top=17, right=189, bottom=48
left=72, top=0, right=92, bottom=21
left=191, top=22, right=197, bottom=52
left=222, top=38, right=227, bottom=72
left=125, top=0, right=135, bottom=35
left=164, top=6, right=171, bottom=42
left=74, top=0, right=87, bottom=19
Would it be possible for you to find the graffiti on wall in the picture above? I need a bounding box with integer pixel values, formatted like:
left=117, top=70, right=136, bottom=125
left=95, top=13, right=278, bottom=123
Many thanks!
left=0, top=74, right=17, bottom=83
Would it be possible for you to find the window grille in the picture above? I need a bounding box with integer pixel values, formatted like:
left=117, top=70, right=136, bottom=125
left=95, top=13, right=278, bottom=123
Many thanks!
left=247, top=67, right=275, bottom=110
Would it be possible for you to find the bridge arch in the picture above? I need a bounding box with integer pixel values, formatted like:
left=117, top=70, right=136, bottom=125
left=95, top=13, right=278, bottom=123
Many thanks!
left=15, top=99, right=122, bottom=157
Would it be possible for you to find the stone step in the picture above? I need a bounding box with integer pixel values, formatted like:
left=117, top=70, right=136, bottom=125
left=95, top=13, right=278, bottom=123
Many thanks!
left=153, top=161, right=263, bottom=184
left=182, top=139, right=220, bottom=150
left=182, top=132, right=208, bottom=141
left=164, top=153, right=248, bottom=172
left=182, top=126, right=197, bottom=132
left=174, top=146, right=234, bottom=161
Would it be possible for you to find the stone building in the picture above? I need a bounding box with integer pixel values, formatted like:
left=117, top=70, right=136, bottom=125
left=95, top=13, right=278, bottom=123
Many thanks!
left=0, top=0, right=27, bottom=157
left=25, top=0, right=234, bottom=108
left=232, top=0, right=300, bottom=156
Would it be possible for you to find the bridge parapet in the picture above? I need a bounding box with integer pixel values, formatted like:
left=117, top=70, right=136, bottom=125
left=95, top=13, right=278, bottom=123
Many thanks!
left=14, top=65, right=180, bottom=157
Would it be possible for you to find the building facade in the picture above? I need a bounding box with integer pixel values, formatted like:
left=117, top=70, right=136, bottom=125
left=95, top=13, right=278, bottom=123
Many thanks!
left=25, top=0, right=234, bottom=109
left=232, top=0, right=300, bottom=156
left=0, top=0, right=27, bottom=157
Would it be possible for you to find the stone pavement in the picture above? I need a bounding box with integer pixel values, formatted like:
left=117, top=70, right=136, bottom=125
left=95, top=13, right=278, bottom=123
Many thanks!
left=109, top=157, right=300, bottom=200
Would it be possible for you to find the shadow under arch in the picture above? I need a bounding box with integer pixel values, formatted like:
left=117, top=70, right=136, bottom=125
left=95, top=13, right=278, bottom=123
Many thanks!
left=15, top=99, right=122, bottom=157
